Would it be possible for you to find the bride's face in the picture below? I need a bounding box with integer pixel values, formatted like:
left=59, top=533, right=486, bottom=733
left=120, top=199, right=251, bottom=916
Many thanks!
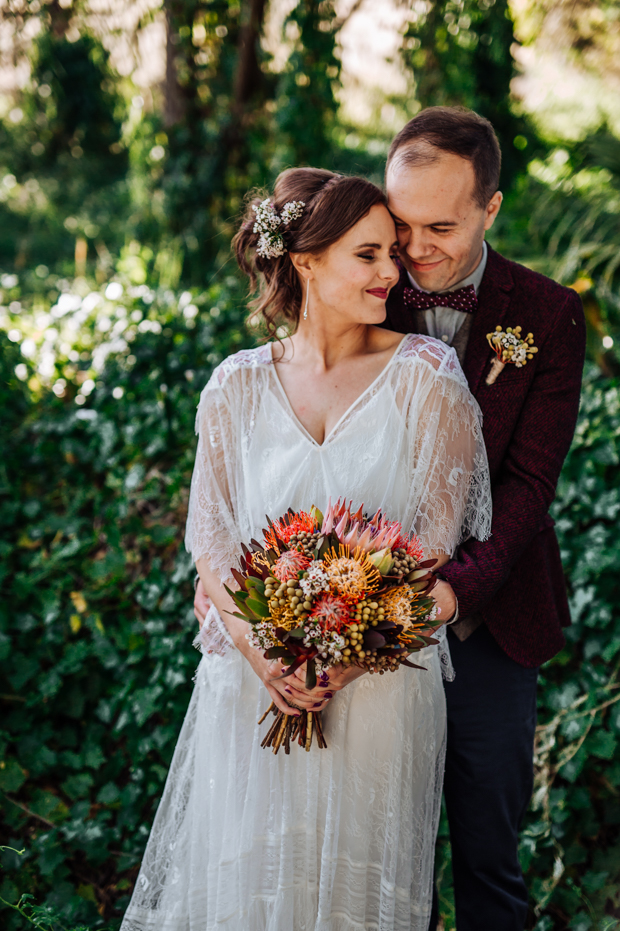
left=302, top=204, right=400, bottom=325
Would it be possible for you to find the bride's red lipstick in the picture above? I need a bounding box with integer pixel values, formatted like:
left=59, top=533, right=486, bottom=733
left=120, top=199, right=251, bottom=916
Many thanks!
left=366, top=288, right=388, bottom=299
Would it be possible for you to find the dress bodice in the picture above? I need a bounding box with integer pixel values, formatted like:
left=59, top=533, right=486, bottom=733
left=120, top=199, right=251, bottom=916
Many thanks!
left=185, top=333, right=491, bottom=586
left=244, top=336, right=413, bottom=534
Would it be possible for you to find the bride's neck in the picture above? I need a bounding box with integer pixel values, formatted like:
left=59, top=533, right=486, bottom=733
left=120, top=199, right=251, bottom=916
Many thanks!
left=286, top=320, right=372, bottom=370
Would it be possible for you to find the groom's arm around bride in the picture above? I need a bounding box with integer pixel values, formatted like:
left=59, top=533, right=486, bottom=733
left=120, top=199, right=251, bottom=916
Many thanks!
left=383, top=106, right=586, bottom=931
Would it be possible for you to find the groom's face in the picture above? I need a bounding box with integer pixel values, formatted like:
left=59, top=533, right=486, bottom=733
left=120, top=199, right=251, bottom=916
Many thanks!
left=386, top=149, right=502, bottom=292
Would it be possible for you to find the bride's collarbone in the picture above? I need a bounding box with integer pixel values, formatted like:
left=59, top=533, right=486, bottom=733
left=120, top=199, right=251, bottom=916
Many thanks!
left=272, top=343, right=402, bottom=445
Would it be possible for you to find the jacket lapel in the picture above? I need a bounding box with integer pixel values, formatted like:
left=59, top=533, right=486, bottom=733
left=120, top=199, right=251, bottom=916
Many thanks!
left=463, top=244, right=515, bottom=397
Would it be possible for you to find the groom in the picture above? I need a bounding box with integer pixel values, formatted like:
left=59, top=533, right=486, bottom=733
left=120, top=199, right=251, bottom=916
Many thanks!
left=384, top=107, right=586, bottom=930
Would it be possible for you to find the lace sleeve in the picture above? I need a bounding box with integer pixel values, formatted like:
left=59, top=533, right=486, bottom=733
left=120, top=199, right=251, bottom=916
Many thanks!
left=184, top=371, right=244, bottom=587
left=400, top=339, right=492, bottom=556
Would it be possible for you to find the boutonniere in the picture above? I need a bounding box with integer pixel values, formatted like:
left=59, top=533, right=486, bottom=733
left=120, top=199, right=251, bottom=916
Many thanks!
left=485, top=326, right=538, bottom=385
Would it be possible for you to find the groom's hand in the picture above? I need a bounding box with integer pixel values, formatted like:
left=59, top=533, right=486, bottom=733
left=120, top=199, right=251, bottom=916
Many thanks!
left=432, top=579, right=457, bottom=624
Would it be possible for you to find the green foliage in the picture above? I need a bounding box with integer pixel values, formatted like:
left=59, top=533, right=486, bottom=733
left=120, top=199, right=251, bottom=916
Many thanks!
left=1, top=2, right=620, bottom=929
left=488, top=147, right=620, bottom=374
left=403, top=0, right=533, bottom=186
left=275, top=1, right=341, bottom=168
left=0, top=32, right=128, bottom=274
left=522, top=368, right=620, bottom=927
left=0, top=271, right=253, bottom=928
left=0, top=846, right=104, bottom=931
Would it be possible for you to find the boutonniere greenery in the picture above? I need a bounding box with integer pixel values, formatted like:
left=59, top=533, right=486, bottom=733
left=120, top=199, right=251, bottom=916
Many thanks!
left=485, top=326, right=538, bottom=385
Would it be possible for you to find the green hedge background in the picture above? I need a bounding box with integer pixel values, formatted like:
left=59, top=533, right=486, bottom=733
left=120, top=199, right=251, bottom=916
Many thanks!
left=1, top=1, right=620, bottom=929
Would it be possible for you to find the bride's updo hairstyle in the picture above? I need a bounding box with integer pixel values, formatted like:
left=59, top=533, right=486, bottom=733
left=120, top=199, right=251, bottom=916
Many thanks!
left=233, top=168, right=388, bottom=335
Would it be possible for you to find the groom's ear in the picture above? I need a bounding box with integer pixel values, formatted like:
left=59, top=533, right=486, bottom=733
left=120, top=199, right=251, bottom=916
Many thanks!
left=483, top=191, right=503, bottom=231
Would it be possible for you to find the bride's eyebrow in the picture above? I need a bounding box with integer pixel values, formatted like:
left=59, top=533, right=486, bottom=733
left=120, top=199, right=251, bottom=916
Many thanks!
left=354, top=242, right=382, bottom=249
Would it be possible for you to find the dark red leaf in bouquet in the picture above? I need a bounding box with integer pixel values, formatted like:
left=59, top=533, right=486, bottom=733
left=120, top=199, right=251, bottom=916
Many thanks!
left=413, top=634, right=440, bottom=646
left=270, top=647, right=318, bottom=681
left=405, top=569, right=434, bottom=584
left=265, top=516, right=289, bottom=551
left=257, top=563, right=271, bottom=581
left=264, top=646, right=291, bottom=659
left=305, top=658, right=317, bottom=690
left=364, top=630, right=386, bottom=650
left=231, top=567, right=248, bottom=591
left=400, top=658, right=428, bottom=670
left=417, top=558, right=438, bottom=569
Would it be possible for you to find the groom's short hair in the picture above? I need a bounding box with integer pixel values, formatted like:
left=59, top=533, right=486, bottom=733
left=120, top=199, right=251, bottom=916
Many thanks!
left=387, top=106, right=501, bottom=209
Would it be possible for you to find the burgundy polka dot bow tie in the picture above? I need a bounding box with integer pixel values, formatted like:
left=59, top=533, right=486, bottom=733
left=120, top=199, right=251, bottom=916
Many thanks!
left=403, top=283, right=478, bottom=313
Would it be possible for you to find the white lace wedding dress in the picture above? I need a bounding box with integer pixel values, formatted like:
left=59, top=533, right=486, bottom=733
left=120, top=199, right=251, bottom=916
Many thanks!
left=121, top=333, right=491, bottom=931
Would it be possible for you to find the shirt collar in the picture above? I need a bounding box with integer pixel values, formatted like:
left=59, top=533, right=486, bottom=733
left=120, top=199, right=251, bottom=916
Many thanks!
left=406, top=240, right=488, bottom=296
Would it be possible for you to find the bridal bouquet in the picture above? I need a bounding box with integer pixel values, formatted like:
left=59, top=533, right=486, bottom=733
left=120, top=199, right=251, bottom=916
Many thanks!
left=226, top=500, right=440, bottom=755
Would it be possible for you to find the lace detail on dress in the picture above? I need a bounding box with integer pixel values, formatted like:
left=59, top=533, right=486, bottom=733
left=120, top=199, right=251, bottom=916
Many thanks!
left=192, top=605, right=233, bottom=657
left=435, top=625, right=455, bottom=682
left=211, top=343, right=272, bottom=387
left=121, top=647, right=448, bottom=931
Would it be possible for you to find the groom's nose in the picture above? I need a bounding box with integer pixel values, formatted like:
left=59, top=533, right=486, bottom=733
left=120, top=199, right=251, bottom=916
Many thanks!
left=402, top=227, right=436, bottom=260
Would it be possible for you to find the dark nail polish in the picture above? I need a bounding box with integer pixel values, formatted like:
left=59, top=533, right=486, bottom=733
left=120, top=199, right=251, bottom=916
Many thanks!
left=324, top=692, right=333, bottom=699
left=284, top=687, right=292, bottom=694
left=313, top=702, right=323, bottom=708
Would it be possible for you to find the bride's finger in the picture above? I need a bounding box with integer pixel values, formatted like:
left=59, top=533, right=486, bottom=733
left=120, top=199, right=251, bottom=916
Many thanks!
left=274, top=681, right=320, bottom=708
left=265, top=682, right=301, bottom=716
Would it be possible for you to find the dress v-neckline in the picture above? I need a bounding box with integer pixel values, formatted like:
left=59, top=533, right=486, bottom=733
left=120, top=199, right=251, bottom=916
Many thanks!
left=269, top=333, right=411, bottom=449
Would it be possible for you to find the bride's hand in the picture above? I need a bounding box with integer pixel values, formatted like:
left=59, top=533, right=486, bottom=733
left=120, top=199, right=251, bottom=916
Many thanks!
left=276, top=661, right=366, bottom=711
left=240, top=646, right=306, bottom=716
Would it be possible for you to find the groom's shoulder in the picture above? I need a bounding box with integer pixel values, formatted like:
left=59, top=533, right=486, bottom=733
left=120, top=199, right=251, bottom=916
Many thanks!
left=485, top=246, right=581, bottom=311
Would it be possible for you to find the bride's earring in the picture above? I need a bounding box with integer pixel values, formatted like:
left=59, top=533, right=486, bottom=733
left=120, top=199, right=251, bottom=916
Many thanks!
left=303, top=279, right=310, bottom=321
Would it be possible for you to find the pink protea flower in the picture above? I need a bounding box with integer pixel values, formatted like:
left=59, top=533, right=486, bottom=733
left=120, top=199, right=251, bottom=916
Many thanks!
left=323, top=502, right=402, bottom=554
left=309, top=592, right=352, bottom=632
left=272, top=549, right=311, bottom=581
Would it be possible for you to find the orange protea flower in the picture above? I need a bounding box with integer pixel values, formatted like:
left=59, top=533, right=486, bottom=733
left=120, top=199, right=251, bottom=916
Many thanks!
left=378, top=584, right=422, bottom=631
left=310, top=592, right=352, bottom=632
left=395, top=534, right=424, bottom=562
left=272, top=549, right=311, bottom=581
left=269, top=600, right=300, bottom=631
left=264, top=510, right=317, bottom=550
left=323, top=545, right=381, bottom=602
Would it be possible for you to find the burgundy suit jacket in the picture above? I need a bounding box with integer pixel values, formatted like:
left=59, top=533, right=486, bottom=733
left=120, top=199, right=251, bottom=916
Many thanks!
left=385, top=245, right=586, bottom=668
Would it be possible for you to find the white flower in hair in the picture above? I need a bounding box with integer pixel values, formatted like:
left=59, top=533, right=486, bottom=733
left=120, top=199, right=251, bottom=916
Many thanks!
left=280, top=201, right=305, bottom=224
left=252, top=198, right=305, bottom=260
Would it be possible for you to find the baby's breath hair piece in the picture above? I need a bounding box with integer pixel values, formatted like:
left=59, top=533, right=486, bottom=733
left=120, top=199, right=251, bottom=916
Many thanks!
left=252, top=198, right=305, bottom=260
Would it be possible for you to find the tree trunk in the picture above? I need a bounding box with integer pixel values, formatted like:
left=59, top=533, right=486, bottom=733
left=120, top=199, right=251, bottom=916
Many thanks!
left=234, top=0, right=268, bottom=110
left=163, top=2, right=186, bottom=127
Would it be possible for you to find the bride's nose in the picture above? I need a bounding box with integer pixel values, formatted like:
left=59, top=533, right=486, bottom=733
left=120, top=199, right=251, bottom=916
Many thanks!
left=378, top=259, right=399, bottom=283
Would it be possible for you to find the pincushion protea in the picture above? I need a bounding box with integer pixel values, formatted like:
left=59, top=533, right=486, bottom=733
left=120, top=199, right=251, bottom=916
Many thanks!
left=226, top=500, right=439, bottom=755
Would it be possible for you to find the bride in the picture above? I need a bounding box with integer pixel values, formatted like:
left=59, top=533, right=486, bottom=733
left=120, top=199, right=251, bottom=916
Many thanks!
left=121, top=168, right=491, bottom=931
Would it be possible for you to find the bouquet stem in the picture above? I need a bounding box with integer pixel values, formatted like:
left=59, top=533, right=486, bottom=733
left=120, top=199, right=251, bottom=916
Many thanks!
left=259, top=703, right=327, bottom=754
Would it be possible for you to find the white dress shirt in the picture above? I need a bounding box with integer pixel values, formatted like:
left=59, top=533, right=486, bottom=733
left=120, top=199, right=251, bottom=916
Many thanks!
left=406, top=241, right=488, bottom=345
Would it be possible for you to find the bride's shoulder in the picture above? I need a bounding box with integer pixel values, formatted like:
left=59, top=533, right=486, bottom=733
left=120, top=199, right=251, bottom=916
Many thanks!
left=206, top=344, right=273, bottom=391
left=396, top=333, right=462, bottom=376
